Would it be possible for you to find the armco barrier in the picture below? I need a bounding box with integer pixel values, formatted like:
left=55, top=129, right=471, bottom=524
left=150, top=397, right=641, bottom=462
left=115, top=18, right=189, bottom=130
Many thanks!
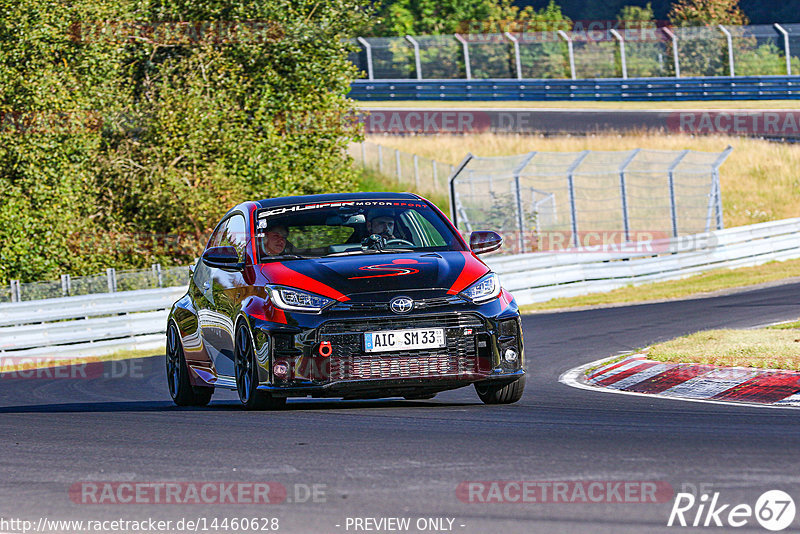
left=485, top=218, right=800, bottom=305
left=350, top=76, right=800, bottom=101
left=0, top=219, right=797, bottom=359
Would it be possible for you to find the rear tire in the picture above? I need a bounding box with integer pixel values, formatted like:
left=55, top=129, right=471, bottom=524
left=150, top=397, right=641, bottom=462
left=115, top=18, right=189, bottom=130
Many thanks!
left=166, top=323, right=213, bottom=407
left=235, top=324, right=286, bottom=411
left=474, top=375, right=526, bottom=405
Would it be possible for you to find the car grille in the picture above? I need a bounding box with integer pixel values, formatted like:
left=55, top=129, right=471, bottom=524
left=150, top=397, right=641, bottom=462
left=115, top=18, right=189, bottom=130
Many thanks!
left=331, top=295, right=464, bottom=313
left=319, top=313, right=483, bottom=381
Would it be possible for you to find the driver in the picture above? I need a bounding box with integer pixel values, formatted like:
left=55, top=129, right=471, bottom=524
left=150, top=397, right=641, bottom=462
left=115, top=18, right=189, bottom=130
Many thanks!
left=262, top=225, right=291, bottom=256
left=366, top=208, right=396, bottom=240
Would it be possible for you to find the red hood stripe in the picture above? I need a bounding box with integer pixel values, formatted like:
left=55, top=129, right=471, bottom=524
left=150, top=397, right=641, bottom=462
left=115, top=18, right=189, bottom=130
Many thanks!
left=447, top=252, right=490, bottom=295
left=261, top=263, right=350, bottom=302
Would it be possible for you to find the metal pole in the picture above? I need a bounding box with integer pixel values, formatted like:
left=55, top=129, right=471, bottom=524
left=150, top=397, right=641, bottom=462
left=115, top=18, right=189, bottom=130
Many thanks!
left=360, top=142, right=366, bottom=167
left=618, top=149, right=640, bottom=242
left=395, top=149, right=401, bottom=182
left=566, top=151, right=590, bottom=248
left=718, top=25, right=735, bottom=77
left=106, top=268, right=117, bottom=293
left=377, top=144, right=383, bottom=174
left=609, top=28, right=627, bottom=79
left=356, top=37, right=374, bottom=80
left=662, top=27, right=680, bottom=78
left=61, top=274, right=71, bottom=297
left=448, top=154, right=475, bottom=229
left=711, top=145, right=733, bottom=230
left=413, top=154, right=420, bottom=189
left=405, top=35, right=422, bottom=80
left=512, top=152, right=537, bottom=254
left=432, top=160, right=439, bottom=190
left=505, top=32, right=523, bottom=79
left=557, top=30, right=576, bottom=79
left=10, top=280, right=20, bottom=303
left=667, top=150, right=690, bottom=238
left=152, top=263, right=163, bottom=288
left=775, top=23, right=791, bottom=75
left=454, top=33, right=472, bottom=80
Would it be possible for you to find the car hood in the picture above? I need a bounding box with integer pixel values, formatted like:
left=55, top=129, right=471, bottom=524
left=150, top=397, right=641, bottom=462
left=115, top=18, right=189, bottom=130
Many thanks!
left=259, top=251, right=489, bottom=299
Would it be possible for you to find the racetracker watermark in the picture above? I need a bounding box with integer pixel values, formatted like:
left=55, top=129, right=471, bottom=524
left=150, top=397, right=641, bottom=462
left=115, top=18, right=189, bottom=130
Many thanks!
left=457, top=20, right=669, bottom=43
left=69, top=482, right=326, bottom=505
left=361, top=110, right=491, bottom=135
left=667, top=111, right=800, bottom=137
left=0, top=111, right=102, bottom=135
left=69, top=20, right=283, bottom=45
left=489, top=231, right=718, bottom=254
left=0, top=357, right=148, bottom=380
left=457, top=480, right=673, bottom=503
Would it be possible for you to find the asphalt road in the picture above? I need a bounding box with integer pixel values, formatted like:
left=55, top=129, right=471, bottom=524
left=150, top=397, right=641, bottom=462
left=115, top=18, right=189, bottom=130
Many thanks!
left=1, top=282, right=800, bottom=534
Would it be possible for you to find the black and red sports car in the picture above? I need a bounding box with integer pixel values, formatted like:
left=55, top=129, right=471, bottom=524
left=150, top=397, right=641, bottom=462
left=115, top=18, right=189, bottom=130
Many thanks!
left=167, top=192, right=525, bottom=409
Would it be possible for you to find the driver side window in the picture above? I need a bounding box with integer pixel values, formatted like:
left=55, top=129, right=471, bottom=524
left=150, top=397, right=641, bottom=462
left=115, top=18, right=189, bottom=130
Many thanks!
left=206, top=214, right=247, bottom=262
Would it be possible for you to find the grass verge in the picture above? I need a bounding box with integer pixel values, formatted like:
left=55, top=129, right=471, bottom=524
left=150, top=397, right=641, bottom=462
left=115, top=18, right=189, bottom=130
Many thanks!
left=358, top=100, right=800, bottom=110
left=647, top=325, right=800, bottom=370
left=520, top=258, right=800, bottom=312
left=0, top=347, right=164, bottom=374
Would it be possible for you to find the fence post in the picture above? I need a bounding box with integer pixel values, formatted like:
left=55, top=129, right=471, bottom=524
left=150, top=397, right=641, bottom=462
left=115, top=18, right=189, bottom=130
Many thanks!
left=667, top=150, right=690, bottom=238
left=566, top=151, right=590, bottom=248
left=512, top=152, right=537, bottom=254
left=618, top=149, right=640, bottom=242
left=405, top=35, right=423, bottom=80
left=662, top=27, right=680, bottom=78
left=609, top=29, right=627, bottom=79
left=413, top=154, right=420, bottom=189
left=432, top=160, right=439, bottom=190
left=152, top=263, right=163, bottom=288
left=360, top=142, right=366, bottom=167
left=711, top=146, right=733, bottom=230
left=107, top=268, right=117, bottom=293
left=395, top=149, right=402, bottom=182
left=505, top=32, right=523, bottom=79
left=448, top=154, right=475, bottom=230
left=557, top=30, right=576, bottom=80
left=61, top=274, right=71, bottom=297
left=356, top=37, right=374, bottom=80
left=718, top=25, right=735, bottom=77
left=774, top=24, right=791, bottom=76
left=377, top=144, right=383, bottom=173
left=454, top=33, right=472, bottom=80
left=10, top=280, right=20, bottom=303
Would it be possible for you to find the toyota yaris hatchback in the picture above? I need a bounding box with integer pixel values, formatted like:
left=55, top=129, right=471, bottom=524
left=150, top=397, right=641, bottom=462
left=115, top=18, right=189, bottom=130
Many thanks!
left=167, top=192, right=525, bottom=409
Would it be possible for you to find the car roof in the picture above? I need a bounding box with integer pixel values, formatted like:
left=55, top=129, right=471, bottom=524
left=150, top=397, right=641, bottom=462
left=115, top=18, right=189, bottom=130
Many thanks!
left=255, top=192, right=422, bottom=209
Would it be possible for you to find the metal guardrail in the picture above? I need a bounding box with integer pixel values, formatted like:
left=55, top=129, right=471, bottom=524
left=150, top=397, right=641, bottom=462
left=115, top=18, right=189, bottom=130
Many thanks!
left=350, top=76, right=800, bottom=101
left=0, top=219, right=797, bottom=359
left=485, top=217, right=800, bottom=305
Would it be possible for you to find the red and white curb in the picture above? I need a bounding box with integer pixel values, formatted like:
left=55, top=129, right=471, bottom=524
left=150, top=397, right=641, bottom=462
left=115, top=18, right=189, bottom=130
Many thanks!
left=560, top=354, right=800, bottom=409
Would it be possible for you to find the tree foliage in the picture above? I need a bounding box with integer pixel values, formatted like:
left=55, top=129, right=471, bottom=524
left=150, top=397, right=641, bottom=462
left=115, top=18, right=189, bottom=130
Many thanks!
left=0, top=0, right=369, bottom=284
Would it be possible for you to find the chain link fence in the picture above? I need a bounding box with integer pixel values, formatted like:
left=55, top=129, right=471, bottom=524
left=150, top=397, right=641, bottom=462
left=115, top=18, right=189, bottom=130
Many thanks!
left=3, top=264, right=191, bottom=304
left=449, top=147, right=732, bottom=254
left=349, top=23, right=800, bottom=80
left=348, top=141, right=454, bottom=196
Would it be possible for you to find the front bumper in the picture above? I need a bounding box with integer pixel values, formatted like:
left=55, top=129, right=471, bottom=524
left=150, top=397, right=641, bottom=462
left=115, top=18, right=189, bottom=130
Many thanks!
left=250, top=306, right=525, bottom=398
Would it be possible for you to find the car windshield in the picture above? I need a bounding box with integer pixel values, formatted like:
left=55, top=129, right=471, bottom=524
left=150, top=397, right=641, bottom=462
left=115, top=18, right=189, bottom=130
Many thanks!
left=255, top=199, right=466, bottom=262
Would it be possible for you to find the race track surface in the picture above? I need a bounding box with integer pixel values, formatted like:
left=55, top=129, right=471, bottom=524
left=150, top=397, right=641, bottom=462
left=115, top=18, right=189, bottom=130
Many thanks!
left=2, top=282, right=799, bottom=533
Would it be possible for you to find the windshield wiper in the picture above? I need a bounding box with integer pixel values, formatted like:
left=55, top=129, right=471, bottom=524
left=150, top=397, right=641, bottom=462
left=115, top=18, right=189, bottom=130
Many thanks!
left=261, top=254, right=307, bottom=262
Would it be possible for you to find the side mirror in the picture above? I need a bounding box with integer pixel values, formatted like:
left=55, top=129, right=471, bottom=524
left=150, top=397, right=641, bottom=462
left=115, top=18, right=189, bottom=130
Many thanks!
left=469, top=231, right=503, bottom=255
left=202, top=246, right=244, bottom=271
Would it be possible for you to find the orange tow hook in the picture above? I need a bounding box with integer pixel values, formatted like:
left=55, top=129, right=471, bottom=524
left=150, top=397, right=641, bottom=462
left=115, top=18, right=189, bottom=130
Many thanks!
left=318, top=341, right=333, bottom=357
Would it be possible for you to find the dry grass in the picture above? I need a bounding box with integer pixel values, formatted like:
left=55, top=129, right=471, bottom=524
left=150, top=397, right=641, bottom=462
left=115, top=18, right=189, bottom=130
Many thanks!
left=521, top=258, right=800, bottom=312
left=368, top=132, right=800, bottom=228
left=647, top=328, right=800, bottom=370
left=359, top=100, right=800, bottom=110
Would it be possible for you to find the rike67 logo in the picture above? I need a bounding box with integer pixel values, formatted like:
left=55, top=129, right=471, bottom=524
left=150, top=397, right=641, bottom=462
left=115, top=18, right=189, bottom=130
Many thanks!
left=668, top=490, right=796, bottom=531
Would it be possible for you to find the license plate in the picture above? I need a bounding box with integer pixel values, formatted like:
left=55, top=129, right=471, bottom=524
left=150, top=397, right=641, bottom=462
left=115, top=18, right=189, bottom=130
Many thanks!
left=363, top=328, right=446, bottom=353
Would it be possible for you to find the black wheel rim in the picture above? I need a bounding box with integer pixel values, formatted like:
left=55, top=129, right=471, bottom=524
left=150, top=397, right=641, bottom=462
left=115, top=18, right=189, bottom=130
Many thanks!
left=166, top=325, right=180, bottom=398
left=236, top=327, right=253, bottom=403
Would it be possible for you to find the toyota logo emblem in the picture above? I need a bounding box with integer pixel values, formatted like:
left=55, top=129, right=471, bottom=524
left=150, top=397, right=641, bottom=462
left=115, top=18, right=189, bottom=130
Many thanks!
left=389, top=296, right=414, bottom=314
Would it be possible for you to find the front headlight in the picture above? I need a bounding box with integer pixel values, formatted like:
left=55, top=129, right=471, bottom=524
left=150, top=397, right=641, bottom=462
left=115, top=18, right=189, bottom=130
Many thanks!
left=267, top=286, right=334, bottom=313
left=460, top=272, right=501, bottom=303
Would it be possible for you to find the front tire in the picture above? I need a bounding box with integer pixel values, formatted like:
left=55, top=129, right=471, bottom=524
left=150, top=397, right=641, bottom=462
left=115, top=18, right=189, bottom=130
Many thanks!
left=475, top=375, right=526, bottom=405
left=166, top=323, right=213, bottom=407
left=235, top=324, right=286, bottom=410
